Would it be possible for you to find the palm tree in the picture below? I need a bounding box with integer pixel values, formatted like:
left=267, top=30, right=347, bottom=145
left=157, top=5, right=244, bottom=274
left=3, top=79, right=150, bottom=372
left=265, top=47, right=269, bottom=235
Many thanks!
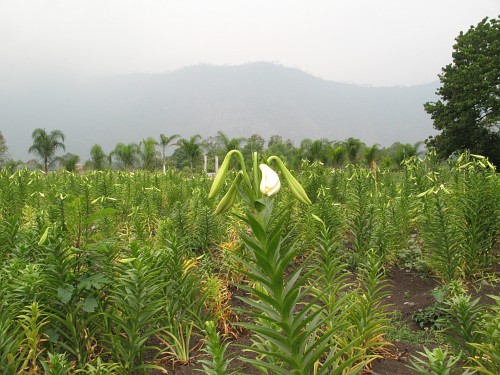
left=158, top=134, right=179, bottom=173
left=216, top=131, right=246, bottom=169
left=140, top=137, right=159, bottom=172
left=57, top=153, right=80, bottom=172
left=216, top=131, right=245, bottom=154
left=394, top=141, right=424, bottom=165
left=90, top=144, right=106, bottom=170
left=28, top=128, right=66, bottom=172
left=176, top=135, right=202, bottom=172
left=111, top=143, right=139, bottom=171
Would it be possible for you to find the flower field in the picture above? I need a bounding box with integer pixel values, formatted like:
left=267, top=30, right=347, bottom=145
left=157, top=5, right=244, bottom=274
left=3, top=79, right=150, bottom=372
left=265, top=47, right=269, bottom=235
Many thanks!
left=0, top=152, right=498, bottom=374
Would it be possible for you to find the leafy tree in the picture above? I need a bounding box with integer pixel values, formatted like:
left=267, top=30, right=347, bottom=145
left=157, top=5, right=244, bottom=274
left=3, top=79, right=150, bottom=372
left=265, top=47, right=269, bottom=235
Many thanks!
left=311, top=139, right=332, bottom=164
left=330, top=143, right=347, bottom=168
left=57, top=153, right=80, bottom=172
left=28, top=128, right=66, bottom=172
left=0, top=131, right=8, bottom=167
left=242, top=133, right=265, bottom=160
left=158, top=133, right=180, bottom=173
left=266, top=135, right=296, bottom=164
left=299, top=138, right=334, bottom=165
left=170, top=146, right=189, bottom=170
left=424, top=16, right=500, bottom=166
left=140, top=137, right=159, bottom=171
left=344, top=137, right=364, bottom=165
left=268, top=134, right=283, bottom=147
left=176, top=135, right=202, bottom=172
left=90, top=144, right=107, bottom=170
left=111, top=143, right=139, bottom=171
left=364, top=144, right=380, bottom=168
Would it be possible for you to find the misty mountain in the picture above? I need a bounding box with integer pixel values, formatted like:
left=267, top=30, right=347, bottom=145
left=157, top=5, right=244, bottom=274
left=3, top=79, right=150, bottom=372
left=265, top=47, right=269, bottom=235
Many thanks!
left=1, top=62, right=439, bottom=160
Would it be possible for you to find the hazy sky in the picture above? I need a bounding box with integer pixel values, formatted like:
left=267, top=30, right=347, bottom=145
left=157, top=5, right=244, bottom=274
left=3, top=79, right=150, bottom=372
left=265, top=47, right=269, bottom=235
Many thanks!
left=0, top=0, right=498, bottom=86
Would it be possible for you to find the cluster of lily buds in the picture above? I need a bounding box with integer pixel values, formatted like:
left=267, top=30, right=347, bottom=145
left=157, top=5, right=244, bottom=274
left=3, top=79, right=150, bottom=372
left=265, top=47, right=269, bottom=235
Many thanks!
left=209, top=150, right=311, bottom=215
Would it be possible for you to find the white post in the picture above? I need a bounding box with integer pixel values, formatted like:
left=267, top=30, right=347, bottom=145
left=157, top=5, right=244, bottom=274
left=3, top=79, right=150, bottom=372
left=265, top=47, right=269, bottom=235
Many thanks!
left=215, top=155, right=219, bottom=174
left=204, top=154, right=207, bottom=173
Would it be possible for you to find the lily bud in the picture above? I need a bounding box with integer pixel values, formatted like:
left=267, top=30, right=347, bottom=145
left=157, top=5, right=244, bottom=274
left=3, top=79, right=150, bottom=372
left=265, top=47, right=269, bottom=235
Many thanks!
left=208, top=151, right=234, bottom=199
left=214, top=172, right=243, bottom=215
left=259, top=164, right=281, bottom=196
left=268, top=156, right=312, bottom=205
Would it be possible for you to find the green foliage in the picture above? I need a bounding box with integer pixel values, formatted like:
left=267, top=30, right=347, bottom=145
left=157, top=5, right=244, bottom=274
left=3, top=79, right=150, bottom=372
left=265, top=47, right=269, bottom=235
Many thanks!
left=235, top=203, right=339, bottom=374
left=424, top=16, right=500, bottom=166
left=386, top=311, right=440, bottom=345
left=198, top=320, right=233, bottom=375
left=466, top=295, right=500, bottom=374
left=90, top=144, right=107, bottom=170
left=74, top=357, right=120, bottom=375
left=345, top=167, right=379, bottom=268
left=158, top=133, right=180, bottom=173
left=28, top=128, right=66, bottom=172
left=0, top=150, right=498, bottom=372
left=16, top=302, right=49, bottom=374
left=348, top=250, right=390, bottom=362
left=413, top=304, right=445, bottom=331
left=449, top=153, right=499, bottom=279
left=418, top=184, right=461, bottom=283
left=439, top=294, right=483, bottom=359
left=111, top=143, right=140, bottom=170
left=57, top=153, right=80, bottom=172
left=40, top=352, right=72, bottom=375
left=176, top=134, right=203, bottom=172
left=102, top=244, right=167, bottom=374
left=408, top=347, right=466, bottom=375
left=139, top=137, right=159, bottom=171
left=311, top=218, right=377, bottom=373
left=0, top=286, right=24, bottom=374
left=0, top=130, right=8, bottom=166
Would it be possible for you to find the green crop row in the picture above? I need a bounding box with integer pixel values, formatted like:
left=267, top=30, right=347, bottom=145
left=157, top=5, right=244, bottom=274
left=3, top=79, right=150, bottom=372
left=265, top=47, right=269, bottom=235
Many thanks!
left=0, top=151, right=498, bottom=374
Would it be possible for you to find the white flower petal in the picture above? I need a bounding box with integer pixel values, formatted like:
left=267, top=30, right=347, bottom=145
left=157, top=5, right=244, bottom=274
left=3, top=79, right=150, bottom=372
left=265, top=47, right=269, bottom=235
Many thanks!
left=259, top=164, right=281, bottom=196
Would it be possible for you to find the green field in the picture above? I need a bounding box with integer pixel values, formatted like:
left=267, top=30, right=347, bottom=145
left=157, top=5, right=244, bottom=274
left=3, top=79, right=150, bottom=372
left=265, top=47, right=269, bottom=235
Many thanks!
left=0, top=152, right=498, bottom=374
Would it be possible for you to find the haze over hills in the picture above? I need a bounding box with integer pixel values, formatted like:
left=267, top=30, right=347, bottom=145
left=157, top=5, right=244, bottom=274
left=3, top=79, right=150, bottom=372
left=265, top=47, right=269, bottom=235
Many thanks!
left=1, top=62, right=439, bottom=161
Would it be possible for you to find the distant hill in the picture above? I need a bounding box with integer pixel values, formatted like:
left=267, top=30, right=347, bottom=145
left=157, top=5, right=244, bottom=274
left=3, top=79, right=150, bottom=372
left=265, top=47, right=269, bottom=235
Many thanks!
left=1, top=62, right=439, bottom=160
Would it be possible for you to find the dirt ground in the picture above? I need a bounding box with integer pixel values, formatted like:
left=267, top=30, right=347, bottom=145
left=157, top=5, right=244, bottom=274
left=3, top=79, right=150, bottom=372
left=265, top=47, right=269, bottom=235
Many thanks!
left=156, top=267, right=498, bottom=374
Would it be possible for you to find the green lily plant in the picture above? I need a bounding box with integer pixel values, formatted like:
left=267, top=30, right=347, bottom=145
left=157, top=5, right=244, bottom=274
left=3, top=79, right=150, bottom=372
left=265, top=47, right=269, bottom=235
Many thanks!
left=209, top=150, right=311, bottom=216
left=209, top=152, right=356, bottom=374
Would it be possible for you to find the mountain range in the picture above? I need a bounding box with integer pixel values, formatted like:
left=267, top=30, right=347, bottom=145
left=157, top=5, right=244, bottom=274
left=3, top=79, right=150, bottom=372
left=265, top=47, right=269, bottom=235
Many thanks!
left=1, top=62, right=439, bottom=160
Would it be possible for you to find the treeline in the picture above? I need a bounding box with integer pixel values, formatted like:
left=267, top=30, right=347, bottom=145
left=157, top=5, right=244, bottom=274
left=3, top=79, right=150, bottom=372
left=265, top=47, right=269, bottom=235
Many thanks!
left=0, top=129, right=425, bottom=173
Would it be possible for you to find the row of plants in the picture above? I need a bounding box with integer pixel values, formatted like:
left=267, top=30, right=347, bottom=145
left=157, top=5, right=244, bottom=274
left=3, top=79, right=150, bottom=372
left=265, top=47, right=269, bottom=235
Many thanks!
left=0, top=151, right=498, bottom=374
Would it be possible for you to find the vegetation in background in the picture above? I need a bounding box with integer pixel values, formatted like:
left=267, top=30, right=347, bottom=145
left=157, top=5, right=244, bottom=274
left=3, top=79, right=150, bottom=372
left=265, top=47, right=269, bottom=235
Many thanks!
left=424, top=16, right=500, bottom=166
left=28, top=128, right=66, bottom=173
left=0, top=150, right=498, bottom=373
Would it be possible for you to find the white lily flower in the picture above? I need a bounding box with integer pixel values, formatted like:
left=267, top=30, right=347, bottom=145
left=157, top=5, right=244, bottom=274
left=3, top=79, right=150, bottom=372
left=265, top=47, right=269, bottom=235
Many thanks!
left=259, top=164, right=281, bottom=196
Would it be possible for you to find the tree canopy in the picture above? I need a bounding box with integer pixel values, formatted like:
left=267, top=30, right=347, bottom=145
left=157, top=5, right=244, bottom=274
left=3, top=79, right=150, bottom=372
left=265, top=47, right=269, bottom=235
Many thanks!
left=111, top=143, right=139, bottom=171
left=176, top=135, right=202, bottom=172
left=158, top=134, right=179, bottom=173
left=28, top=128, right=66, bottom=172
left=90, top=144, right=107, bottom=170
left=424, top=16, right=500, bottom=166
left=0, top=131, right=8, bottom=166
